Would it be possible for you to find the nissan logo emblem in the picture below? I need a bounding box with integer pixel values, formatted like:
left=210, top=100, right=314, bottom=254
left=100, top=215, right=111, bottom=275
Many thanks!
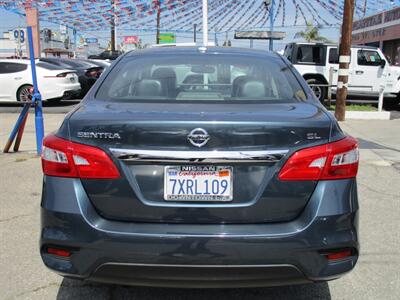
left=187, top=128, right=210, bottom=148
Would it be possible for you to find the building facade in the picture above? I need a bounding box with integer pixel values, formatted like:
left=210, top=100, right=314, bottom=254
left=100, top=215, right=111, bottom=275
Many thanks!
left=0, top=28, right=76, bottom=58
left=352, top=6, right=400, bottom=66
left=0, top=27, right=103, bottom=58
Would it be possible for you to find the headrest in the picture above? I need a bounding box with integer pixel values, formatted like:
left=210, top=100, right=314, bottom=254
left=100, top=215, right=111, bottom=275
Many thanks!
left=135, top=79, right=163, bottom=97
left=183, top=74, right=203, bottom=84
left=152, top=67, right=176, bottom=80
left=236, top=79, right=266, bottom=98
left=232, top=76, right=254, bottom=97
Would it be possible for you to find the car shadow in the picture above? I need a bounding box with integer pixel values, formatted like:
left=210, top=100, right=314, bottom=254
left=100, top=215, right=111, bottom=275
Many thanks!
left=0, top=99, right=80, bottom=107
left=357, top=138, right=400, bottom=152
left=56, top=278, right=331, bottom=300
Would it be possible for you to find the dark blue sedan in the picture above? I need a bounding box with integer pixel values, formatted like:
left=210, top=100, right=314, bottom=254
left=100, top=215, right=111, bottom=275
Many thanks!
left=40, top=46, right=359, bottom=288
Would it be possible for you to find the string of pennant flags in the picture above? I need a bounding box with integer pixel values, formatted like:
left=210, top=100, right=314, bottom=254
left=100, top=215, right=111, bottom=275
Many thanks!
left=0, top=0, right=399, bottom=33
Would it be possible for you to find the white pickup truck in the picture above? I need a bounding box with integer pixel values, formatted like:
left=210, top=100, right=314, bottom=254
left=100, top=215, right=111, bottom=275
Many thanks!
left=283, top=42, right=400, bottom=104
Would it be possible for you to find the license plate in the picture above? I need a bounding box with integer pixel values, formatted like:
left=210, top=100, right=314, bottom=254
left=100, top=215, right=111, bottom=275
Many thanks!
left=164, top=166, right=233, bottom=202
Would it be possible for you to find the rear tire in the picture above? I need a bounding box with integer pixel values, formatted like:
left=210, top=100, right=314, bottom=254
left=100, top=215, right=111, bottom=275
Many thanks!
left=17, top=84, right=33, bottom=102
left=306, top=78, right=327, bottom=103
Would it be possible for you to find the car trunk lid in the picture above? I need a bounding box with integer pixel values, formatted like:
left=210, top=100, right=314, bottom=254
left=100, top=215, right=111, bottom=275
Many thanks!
left=66, top=101, right=332, bottom=224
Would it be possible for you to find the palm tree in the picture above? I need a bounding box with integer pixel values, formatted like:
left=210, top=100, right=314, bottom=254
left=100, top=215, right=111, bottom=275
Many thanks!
left=294, top=21, right=332, bottom=43
left=135, top=39, right=149, bottom=49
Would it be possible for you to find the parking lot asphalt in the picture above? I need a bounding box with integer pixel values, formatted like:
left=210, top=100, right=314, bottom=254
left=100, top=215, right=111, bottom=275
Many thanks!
left=0, top=113, right=399, bottom=300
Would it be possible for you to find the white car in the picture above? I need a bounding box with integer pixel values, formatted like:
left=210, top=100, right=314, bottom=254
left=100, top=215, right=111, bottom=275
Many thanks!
left=0, top=59, right=81, bottom=102
left=283, top=43, right=400, bottom=103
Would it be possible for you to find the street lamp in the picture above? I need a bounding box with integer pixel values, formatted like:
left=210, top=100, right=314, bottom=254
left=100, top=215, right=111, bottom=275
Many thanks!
left=263, top=0, right=274, bottom=51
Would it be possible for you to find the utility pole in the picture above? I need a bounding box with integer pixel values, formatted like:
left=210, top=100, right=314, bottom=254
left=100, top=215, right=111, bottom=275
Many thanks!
left=203, top=0, right=209, bottom=46
left=269, top=0, right=274, bottom=51
left=156, top=0, right=161, bottom=44
left=335, top=0, right=355, bottom=121
left=263, top=0, right=274, bottom=51
left=110, top=0, right=115, bottom=51
left=363, top=0, right=367, bottom=17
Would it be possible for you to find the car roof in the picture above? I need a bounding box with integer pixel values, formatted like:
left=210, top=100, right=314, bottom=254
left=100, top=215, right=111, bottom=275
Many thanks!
left=0, top=59, right=29, bottom=64
left=40, top=57, right=97, bottom=68
left=124, top=46, right=280, bottom=59
left=287, top=42, right=337, bottom=46
left=286, top=42, right=379, bottom=50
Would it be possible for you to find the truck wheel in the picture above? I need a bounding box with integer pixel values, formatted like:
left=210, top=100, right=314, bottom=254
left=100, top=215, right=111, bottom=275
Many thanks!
left=306, top=78, right=327, bottom=103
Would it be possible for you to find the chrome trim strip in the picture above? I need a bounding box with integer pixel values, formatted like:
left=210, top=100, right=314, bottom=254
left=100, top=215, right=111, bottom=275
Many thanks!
left=109, top=148, right=289, bottom=163
left=95, top=262, right=300, bottom=269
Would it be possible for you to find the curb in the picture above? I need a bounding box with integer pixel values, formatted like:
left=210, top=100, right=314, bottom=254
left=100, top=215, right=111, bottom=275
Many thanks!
left=330, top=111, right=392, bottom=120
left=344, top=111, right=391, bottom=120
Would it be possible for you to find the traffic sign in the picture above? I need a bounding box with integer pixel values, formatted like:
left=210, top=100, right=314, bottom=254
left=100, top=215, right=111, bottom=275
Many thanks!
left=85, top=38, right=98, bottom=44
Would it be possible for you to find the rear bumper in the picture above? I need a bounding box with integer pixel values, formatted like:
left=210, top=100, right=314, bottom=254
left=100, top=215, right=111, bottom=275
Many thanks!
left=40, top=82, right=81, bottom=100
left=89, top=263, right=309, bottom=288
left=40, top=177, right=359, bottom=288
left=63, top=89, right=82, bottom=100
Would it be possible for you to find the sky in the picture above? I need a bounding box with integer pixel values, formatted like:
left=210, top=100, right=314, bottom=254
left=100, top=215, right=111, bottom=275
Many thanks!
left=0, top=0, right=399, bottom=51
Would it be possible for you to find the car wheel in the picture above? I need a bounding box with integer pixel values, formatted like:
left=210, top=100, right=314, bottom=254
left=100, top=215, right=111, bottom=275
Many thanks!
left=17, top=84, right=34, bottom=102
left=306, top=78, right=327, bottom=103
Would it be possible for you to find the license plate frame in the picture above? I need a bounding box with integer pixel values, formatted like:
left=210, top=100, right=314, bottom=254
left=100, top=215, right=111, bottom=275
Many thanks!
left=164, top=166, right=233, bottom=202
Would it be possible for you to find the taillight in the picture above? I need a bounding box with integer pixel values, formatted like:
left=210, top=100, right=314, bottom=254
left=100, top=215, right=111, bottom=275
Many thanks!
left=41, top=134, right=120, bottom=179
left=44, top=72, right=75, bottom=78
left=279, top=136, right=359, bottom=181
left=85, top=68, right=103, bottom=78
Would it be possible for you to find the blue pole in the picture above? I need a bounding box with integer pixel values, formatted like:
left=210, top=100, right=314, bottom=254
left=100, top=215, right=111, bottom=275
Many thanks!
left=269, top=0, right=274, bottom=51
left=27, top=26, right=44, bottom=155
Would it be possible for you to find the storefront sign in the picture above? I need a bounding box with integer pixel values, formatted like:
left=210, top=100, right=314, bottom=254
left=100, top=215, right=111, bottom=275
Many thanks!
left=159, top=33, right=176, bottom=44
left=352, top=29, right=386, bottom=42
left=384, top=7, right=400, bottom=23
left=353, top=14, right=383, bottom=31
left=13, top=29, right=25, bottom=43
left=85, top=38, right=98, bottom=44
left=353, top=7, right=400, bottom=32
left=123, top=36, right=139, bottom=44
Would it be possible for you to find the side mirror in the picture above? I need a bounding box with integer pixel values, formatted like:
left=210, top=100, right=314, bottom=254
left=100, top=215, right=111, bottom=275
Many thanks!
left=380, top=60, right=386, bottom=68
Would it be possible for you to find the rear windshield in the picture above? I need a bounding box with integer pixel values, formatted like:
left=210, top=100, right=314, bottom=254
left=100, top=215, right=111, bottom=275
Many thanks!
left=61, top=59, right=95, bottom=68
left=36, top=62, right=66, bottom=70
left=96, top=54, right=306, bottom=102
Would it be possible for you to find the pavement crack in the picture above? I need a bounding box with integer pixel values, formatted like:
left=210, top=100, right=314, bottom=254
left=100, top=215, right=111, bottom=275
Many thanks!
left=0, top=213, right=35, bottom=223
left=359, top=182, right=399, bottom=198
left=6, top=282, right=59, bottom=300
